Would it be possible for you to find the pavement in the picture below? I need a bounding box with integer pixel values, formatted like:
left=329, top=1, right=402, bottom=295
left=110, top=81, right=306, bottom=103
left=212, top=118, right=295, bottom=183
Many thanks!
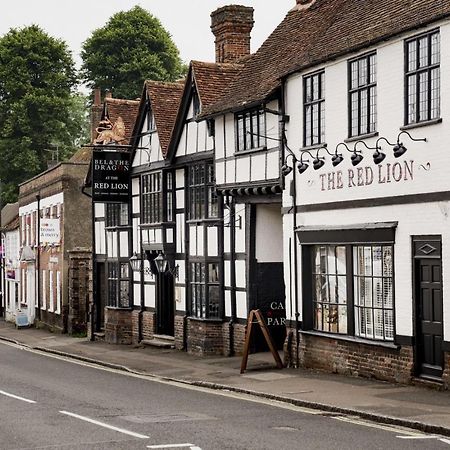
left=1, top=319, right=449, bottom=438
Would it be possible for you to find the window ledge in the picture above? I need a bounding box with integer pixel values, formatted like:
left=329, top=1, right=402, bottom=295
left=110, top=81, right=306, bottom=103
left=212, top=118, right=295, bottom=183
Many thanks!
left=188, top=316, right=224, bottom=323
left=400, top=118, right=442, bottom=131
left=300, top=143, right=328, bottom=152
left=185, top=218, right=219, bottom=225
left=234, top=146, right=268, bottom=157
left=299, top=329, right=400, bottom=349
left=105, top=225, right=131, bottom=231
left=105, top=306, right=133, bottom=311
left=345, top=132, right=379, bottom=143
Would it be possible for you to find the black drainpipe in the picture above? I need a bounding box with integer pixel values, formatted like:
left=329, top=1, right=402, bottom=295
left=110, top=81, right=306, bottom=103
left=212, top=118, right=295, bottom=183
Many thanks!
left=228, top=195, right=237, bottom=356
left=280, top=77, right=300, bottom=368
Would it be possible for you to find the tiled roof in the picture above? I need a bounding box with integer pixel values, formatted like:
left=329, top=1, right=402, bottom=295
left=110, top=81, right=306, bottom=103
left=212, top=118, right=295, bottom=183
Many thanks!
left=103, top=98, right=140, bottom=144
left=69, top=146, right=92, bottom=163
left=191, top=60, right=242, bottom=108
left=3, top=216, right=19, bottom=231
left=203, top=0, right=450, bottom=116
left=1, top=202, right=18, bottom=229
left=146, top=81, right=184, bottom=157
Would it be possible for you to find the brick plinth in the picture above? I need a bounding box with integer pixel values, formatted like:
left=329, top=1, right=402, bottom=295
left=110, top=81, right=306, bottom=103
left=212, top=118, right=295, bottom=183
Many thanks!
left=285, top=327, right=414, bottom=384
left=174, top=315, right=186, bottom=350
left=105, top=308, right=132, bottom=344
left=187, top=319, right=224, bottom=355
left=130, top=309, right=156, bottom=344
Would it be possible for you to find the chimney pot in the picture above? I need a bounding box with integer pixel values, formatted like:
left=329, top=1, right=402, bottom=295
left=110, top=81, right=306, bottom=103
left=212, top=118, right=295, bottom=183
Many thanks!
left=211, top=5, right=254, bottom=63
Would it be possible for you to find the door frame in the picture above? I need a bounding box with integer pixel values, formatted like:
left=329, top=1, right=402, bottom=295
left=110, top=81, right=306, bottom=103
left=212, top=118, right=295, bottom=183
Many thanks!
left=412, top=234, right=444, bottom=379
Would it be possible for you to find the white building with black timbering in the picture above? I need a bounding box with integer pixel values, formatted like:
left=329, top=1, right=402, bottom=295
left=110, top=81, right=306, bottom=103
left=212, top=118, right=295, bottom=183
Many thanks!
left=202, top=0, right=450, bottom=386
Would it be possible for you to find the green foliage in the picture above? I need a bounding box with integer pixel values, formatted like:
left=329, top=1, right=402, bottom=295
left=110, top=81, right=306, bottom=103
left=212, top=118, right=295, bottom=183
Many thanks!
left=81, top=6, right=186, bottom=99
left=0, top=25, right=82, bottom=204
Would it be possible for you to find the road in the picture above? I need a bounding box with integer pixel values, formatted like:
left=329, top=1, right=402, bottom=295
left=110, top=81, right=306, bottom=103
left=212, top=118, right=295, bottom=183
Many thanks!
left=0, top=340, right=449, bottom=450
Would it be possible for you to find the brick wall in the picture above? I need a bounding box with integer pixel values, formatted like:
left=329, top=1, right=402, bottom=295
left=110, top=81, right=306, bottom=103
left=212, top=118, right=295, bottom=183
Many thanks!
left=174, top=315, right=186, bottom=350
left=131, top=309, right=156, bottom=344
left=187, top=319, right=224, bottom=355
left=105, top=308, right=132, bottom=344
left=68, top=249, right=91, bottom=335
left=285, top=328, right=414, bottom=384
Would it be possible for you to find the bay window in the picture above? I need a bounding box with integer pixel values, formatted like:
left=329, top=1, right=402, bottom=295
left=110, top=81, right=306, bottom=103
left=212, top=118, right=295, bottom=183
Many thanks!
left=305, top=239, right=394, bottom=341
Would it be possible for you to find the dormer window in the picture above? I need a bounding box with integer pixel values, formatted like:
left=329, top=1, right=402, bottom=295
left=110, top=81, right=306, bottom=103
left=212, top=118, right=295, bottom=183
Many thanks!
left=236, top=108, right=266, bottom=152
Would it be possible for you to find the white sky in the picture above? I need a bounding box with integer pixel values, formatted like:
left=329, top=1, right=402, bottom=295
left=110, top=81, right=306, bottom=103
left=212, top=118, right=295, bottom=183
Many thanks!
left=1, top=1, right=295, bottom=69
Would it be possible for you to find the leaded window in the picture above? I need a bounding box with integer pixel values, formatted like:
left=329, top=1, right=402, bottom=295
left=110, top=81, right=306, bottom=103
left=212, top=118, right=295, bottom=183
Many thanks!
left=349, top=53, right=377, bottom=137
left=353, top=245, right=394, bottom=340
left=313, top=246, right=348, bottom=334
left=166, top=172, right=174, bottom=222
left=142, top=172, right=162, bottom=224
left=105, top=203, right=129, bottom=227
left=236, top=109, right=266, bottom=152
left=304, top=71, right=325, bottom=146
left=107, top=262, right=130, bottom=308
left=190, top=261, right=220, bottom=319
left=405, top=30, right=440, bottom=125
left=311, top=244, right=394, bottom=341
left=188, top=162, right=218, bottom=220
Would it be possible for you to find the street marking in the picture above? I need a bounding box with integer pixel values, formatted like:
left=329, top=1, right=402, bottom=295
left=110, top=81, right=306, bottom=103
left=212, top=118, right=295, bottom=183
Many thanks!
left=59, top=410, right=149, bottom=439
left=397, top=435, right=438, bottom=439
left=0, top=389, right=36, bottom=404
left=397, top=435, right=450, bottom=446
left=147, top=444, right=201, bottom=449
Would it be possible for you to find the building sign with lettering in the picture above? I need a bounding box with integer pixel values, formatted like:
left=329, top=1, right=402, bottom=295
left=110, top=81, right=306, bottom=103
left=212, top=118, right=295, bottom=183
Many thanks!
left=92, top=150, right=131, bottom=203
left=40, top=218, right=61, bottom=245
left=318, top=160, right=414, bottom=192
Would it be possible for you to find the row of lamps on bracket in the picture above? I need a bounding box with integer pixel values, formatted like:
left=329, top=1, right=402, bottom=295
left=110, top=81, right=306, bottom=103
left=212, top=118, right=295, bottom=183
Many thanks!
left=281, top=130, right=427, bottom=176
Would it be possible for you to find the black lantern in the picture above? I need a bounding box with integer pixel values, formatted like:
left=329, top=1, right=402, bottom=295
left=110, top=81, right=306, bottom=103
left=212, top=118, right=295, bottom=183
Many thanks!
left=129, top=253, right=141, bottom=272
left=154, top=252, right=168, bottom=274
left=393, top=142, right=407, bottom=158
left=297, top=160, right=309, bottom=174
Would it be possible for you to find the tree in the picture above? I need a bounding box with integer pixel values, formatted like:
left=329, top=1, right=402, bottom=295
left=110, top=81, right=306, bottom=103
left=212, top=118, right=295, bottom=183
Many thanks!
left=81, top=6, right=186, bottom=99
left=0, top=25, right=81, bottom=203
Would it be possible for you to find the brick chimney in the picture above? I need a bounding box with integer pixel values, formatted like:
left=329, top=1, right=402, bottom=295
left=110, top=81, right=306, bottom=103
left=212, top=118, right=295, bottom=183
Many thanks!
left=90, top=88, right=104, bottom=143
left=211, top=5, right=254, bottom=63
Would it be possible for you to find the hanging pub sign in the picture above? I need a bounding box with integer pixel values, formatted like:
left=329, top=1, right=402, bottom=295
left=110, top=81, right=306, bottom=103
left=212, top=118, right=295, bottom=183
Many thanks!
left=92, top=149, right=131, bottom=203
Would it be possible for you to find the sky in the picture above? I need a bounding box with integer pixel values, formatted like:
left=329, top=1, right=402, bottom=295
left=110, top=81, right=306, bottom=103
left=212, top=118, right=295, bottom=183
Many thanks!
left=1, top=1, right=295, bottom=71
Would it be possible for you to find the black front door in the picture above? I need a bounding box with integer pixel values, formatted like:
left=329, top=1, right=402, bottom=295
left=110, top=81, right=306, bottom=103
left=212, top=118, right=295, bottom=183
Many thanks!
left=156, top=271, right=174, bottom=336
left=413, top=236, right=444, bottom=379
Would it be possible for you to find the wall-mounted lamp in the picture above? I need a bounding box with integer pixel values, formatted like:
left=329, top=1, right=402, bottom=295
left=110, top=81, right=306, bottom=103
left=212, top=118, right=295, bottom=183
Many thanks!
left=129, top=252, right=140, bottom=272
left=393, top=131, right=427, bottom=158
left=154, top=251, right=179, bottom=279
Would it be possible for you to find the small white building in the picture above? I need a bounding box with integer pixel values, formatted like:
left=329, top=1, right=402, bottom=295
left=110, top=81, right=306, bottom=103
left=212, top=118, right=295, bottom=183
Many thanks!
left=1, top=203, right=20, bottom=323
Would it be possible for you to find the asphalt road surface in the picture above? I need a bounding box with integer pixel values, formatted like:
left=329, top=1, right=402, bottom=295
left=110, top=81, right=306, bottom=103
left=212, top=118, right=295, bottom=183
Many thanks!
left=0, top=340, right=449, bottom=450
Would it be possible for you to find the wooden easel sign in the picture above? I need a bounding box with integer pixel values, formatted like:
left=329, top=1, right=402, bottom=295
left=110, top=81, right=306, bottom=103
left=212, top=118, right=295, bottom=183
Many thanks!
left=240, top=309, right=284, bottom=374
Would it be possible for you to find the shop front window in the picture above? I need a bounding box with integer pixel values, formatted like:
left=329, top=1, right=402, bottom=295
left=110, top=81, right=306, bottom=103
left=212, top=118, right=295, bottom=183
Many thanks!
left=310, top=243, right=394, bottom=341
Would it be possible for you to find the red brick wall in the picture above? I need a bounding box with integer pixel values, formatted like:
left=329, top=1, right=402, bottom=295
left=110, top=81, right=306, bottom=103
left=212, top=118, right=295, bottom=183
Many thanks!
left=284, top=326, right=414, bottom=384
left=131, top=309, right=156, bottom=344
left=174, top=315, right=185, bottom=350
left=105, top=308, right=132, bottom=344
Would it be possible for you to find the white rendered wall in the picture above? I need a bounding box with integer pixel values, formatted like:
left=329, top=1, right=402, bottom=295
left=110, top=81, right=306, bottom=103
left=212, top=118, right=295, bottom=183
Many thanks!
left=282, top=19, right=450, bottom=339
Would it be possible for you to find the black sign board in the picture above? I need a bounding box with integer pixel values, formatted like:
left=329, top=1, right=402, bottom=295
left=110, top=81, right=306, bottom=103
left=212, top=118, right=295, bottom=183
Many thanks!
left=92, top=149, right=131, bottom=202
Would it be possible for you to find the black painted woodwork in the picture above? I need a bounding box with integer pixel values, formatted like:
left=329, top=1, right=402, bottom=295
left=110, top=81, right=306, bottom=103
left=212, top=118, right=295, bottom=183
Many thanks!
left=413, top=236, right=444, bottom=379
left=156, top=271, right=175, bottom=336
